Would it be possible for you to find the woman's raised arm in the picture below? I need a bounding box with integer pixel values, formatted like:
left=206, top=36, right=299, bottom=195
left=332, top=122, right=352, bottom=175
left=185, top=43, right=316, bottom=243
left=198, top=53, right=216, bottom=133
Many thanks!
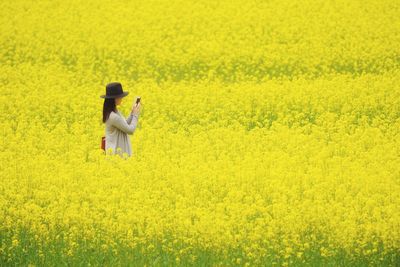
left=110, top=112, right=139, bottom=135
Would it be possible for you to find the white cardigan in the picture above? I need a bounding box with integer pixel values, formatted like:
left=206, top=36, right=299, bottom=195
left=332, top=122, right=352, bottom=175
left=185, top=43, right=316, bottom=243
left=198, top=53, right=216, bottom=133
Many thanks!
left=105, top=110, right=139, bottom=157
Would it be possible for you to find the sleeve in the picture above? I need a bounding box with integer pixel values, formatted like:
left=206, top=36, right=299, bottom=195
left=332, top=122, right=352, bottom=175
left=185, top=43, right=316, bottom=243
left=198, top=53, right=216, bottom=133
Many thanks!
left=126, top=112, right=134, bottom=124
left=110, top=112, right=139, bottom=135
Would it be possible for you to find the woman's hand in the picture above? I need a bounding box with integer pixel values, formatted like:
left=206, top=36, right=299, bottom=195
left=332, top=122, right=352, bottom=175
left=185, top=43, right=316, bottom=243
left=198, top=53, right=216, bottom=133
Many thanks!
left=132, top=102, right=141, bottom=116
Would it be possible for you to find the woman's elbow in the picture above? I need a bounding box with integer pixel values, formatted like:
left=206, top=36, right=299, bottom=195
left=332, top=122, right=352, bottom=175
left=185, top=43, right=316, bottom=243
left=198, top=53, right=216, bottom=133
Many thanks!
left=127, top=127, right=136, bottom=135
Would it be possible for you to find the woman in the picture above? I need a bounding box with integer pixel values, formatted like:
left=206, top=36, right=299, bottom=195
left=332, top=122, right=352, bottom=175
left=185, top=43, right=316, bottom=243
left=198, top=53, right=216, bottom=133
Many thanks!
left=100, top=82, right=141, bottom=157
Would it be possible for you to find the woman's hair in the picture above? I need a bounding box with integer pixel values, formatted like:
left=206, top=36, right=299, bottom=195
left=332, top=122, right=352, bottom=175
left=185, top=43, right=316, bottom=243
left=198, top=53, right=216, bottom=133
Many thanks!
left=102, top=98, right=116, bottom=123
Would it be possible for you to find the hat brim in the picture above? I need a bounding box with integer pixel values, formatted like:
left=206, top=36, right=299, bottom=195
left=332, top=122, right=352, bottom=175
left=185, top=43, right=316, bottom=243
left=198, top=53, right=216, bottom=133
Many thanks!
left=100, top=92, right=129, bottom=99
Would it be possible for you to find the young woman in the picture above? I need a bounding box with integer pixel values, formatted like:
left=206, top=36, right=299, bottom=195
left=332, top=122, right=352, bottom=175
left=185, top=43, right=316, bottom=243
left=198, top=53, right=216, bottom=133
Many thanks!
left=100, top=82, right=141, bottom=157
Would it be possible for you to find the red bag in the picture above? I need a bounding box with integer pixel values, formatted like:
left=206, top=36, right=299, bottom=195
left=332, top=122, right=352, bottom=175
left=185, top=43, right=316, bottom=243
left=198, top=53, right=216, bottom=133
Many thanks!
left=101, top=136, right=106, bottom=151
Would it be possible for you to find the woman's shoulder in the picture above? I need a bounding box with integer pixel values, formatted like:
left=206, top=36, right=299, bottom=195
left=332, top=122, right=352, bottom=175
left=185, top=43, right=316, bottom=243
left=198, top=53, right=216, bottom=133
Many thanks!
left=106, top=111, right=120, bottom=122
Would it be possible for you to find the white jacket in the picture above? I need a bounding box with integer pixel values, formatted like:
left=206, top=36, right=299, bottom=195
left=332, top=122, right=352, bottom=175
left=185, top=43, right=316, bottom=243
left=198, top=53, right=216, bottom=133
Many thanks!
left=105, top=110, right=139, bottom=157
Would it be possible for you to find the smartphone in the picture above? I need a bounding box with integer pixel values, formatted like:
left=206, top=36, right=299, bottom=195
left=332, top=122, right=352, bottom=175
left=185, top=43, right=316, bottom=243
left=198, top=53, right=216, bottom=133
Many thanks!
left=135, top=97, right=141, bottom=105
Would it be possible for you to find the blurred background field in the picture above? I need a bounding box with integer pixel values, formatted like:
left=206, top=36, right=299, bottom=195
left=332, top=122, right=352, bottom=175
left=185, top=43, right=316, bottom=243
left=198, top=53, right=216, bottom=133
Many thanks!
left=0, top=0, right=399, bottom=266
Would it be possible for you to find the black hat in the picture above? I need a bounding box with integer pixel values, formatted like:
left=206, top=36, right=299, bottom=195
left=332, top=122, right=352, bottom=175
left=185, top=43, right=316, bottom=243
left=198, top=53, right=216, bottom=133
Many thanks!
left=100, top=82, right=129, bottom=99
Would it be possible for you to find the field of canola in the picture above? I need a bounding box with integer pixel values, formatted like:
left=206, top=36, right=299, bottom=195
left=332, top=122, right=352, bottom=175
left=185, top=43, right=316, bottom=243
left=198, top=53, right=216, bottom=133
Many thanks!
left=1, top=0, right=400, bottom=266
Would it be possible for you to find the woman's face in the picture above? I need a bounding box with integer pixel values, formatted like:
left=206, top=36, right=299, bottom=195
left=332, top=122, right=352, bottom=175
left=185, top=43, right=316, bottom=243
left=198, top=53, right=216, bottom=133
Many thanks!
left=115, top=97, right=122, bottom=106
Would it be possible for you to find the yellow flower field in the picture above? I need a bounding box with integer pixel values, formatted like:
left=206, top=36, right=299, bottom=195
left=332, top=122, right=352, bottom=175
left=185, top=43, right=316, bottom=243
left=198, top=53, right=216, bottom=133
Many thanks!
left=0, top=0, right=399, bottom=266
